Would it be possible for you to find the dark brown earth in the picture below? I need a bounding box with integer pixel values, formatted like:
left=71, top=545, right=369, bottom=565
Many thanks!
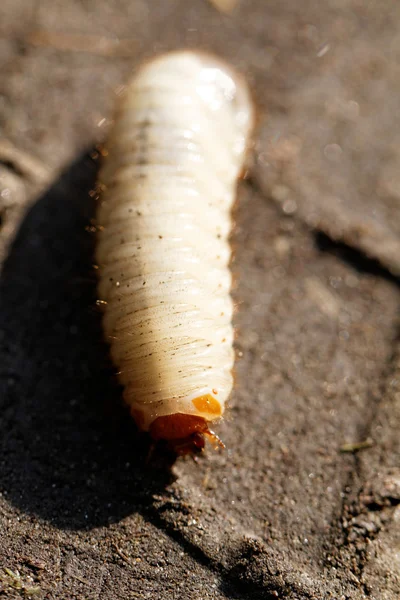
left=1, top=1, right=400, bottom=598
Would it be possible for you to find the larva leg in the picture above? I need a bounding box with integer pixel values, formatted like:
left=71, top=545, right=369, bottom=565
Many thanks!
left=96, top=50, right=254, bottom=453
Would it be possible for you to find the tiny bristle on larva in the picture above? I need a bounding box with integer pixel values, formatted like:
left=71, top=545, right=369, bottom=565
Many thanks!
left=95, top=50, right=254, bottom=453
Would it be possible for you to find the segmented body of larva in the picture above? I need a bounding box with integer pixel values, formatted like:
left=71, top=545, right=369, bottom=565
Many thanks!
left=96, top=50, right=253, bottom=452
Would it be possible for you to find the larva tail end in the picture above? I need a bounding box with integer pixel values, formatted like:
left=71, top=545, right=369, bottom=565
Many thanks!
left=149, top=413, right=224, bottom=456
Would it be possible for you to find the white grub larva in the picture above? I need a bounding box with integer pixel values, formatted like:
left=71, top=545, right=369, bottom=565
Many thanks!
left=96, top=50, right=253, bottom=453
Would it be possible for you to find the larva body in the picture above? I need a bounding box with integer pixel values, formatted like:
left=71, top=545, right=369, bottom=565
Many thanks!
left=96, top=51, right=253, bottom=451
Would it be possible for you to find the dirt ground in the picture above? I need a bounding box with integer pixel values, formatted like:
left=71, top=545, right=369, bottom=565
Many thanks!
left=1, top=1, right=400, bottom=598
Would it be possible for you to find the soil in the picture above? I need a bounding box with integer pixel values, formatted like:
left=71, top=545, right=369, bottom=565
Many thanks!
left=1, top=1, right=400, bottom=598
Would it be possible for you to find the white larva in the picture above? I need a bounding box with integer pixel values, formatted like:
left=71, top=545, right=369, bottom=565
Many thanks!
left=96, top=50, right=253, bottom=452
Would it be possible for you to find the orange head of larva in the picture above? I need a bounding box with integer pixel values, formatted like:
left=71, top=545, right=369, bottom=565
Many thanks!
left=149, top=410, right=224, bottom=455
left=130, top=393, right=224, bottom=455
